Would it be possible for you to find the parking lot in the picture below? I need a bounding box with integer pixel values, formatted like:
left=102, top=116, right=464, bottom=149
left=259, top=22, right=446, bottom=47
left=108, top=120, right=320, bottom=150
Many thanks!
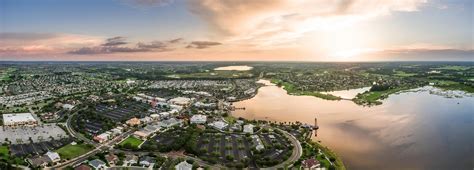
left=9, top=138, right=72, bottom=157
left=0, top=123, right=68, bottom=144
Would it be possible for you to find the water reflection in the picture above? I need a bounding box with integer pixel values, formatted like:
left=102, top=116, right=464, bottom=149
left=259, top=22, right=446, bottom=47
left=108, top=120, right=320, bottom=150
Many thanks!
left=232, top=80, right=473, bottom=170
left=214, top=65, right=253, bottom=71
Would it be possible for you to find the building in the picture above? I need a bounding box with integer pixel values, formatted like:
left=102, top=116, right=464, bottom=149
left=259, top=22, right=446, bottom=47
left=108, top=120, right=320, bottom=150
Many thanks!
left=3, top=113, right=38, bottom=127
left=123, top=154, right=139, bottom=166
left=243, top=124, right=255, bottom=133
left=126, top=118, right=141, bottom=126
left=190, top=114, right=207, bottom=124
left=45, top=151, right=61, bottom=163
left=105, top=153, right=119, bottom=166
left=208, top=120, right=228, bottom=130
left=168, top=97, right=192, bottom=106
left=175, top=161, right=193, bottom=170
left=252, top=135, right=265, bottom=151
left=139, top=156, right=156, bottom=166
left=93, top=132, right=111, bottom=143
left=301, top=158, right=321, bottom=170
left=62, top=104, right=75, bottom=110
left=159, top=112, right=170, bottom=119
left=74, top=164, right=92, bottom=170
left=88, top=159, right=107, bottom=170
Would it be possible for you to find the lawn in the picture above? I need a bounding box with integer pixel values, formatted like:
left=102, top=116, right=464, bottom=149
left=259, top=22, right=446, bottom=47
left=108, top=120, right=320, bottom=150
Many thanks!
left=0, top=145, right=9, bottom=157
left=119, top=136, right=144, bottom=149
left=56, top=143, right=94, bottom=160
left=435, top=66, right=470, bottom=71
left=394, top=71, right=417, bottom=77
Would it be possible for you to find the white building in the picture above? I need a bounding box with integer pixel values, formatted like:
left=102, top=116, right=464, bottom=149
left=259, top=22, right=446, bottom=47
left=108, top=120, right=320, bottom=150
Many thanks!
left=3, top=113, right=38, bottom=127
left=190, top=114, right=207, bottom=124
left=62, top=104, right=75, bottom=110
left=243, top=124, right=255, bottom=134
left=208, top=121, right=228, bottom=130
left=175, top=161, right=193, bottom=170
left=159, top=112, right=170, bottom=119
left=45, top=151, right=61, bottom=163
left=252, top=135, right=265, bottom=151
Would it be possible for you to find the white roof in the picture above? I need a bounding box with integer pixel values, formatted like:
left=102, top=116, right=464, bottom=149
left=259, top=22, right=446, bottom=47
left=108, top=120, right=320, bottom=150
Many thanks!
left=175, top=161, right=193, bottom=170
left=243, top=124, right=255, bottom=133
left=45, top=151, right=60, bottom=161
left=169, top=97, right=191, bottom=105
left=3, top=113, right=37, bottom=125
left=190, top=114, right=207, bottom=124
left=209, top=121, right=228, bottom=130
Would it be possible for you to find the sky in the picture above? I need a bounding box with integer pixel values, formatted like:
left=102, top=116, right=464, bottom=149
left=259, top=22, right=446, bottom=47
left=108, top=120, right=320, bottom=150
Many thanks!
left=0, top=0, right=473, bottom=61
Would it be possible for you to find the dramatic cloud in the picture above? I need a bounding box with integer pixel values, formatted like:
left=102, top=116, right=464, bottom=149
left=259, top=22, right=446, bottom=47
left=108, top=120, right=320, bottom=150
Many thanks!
left=102, top=36, right=128, bottom=46
left=186, top=41, right=222, bottom=49
left=188, top=0, right=428, bottom=47
left=0, top=32, right=102, bottom=54
left=69, top=37, right=183, bottom=54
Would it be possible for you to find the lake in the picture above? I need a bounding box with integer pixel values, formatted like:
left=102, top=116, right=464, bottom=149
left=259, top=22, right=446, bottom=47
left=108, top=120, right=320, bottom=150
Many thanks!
left=214, top=65, right=253, bottom=71
left=232, top=80, right=473, bottom=170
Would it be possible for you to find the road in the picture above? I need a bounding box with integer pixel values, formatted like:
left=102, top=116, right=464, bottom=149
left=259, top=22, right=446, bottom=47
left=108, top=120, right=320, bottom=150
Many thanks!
left=48, top=130, right=133, bottom=169
left=265, top=128, right=303, bottom=169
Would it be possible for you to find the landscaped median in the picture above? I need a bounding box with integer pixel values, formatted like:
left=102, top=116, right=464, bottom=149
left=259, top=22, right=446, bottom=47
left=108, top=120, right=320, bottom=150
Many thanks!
left=118, top=136, right=144, bottom=150
left=56, top=143, right=94, bottom=160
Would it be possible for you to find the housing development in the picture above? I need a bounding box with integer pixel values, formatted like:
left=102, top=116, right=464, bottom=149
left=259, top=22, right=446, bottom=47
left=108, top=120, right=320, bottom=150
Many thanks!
left=1, top=62, right=473, bottom=170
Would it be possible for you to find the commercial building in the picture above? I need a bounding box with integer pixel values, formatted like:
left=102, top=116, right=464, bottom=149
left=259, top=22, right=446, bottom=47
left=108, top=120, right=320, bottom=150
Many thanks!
left=3, top=113, right=38, bottom=127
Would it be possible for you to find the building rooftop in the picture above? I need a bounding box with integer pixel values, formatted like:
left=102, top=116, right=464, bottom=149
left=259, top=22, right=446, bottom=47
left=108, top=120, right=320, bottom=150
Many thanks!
left=3, top=113, right=37, bottom=125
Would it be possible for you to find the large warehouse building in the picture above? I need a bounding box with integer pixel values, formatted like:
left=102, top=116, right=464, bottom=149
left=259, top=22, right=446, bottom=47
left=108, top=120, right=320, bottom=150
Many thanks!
left=2, top=113, right=38, bottom=127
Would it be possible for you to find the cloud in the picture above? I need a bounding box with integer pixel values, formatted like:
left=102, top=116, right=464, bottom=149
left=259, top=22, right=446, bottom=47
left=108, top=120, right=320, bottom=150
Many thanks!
left=0, top=32, right=103, bottom=54
left=69, top=37, right=182, bottom=54
left=186, top=41, right=222, bottom=49
left=188, top=0, right=427, bottom=47
left=102, top=36, right=128, bottom=46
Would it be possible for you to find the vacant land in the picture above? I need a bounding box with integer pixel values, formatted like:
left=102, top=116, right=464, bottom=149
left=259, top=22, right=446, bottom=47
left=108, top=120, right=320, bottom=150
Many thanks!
left=56, top=143, right=94, bottom=159
left=119, top=136, right=144, bottom=149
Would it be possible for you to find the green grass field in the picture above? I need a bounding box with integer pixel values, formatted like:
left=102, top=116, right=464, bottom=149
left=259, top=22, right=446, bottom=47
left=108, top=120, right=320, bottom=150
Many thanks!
left=56, top=143, right=94, bottom=160
left=119, top=136, right=144, bottom=149
left=0, top=146, right=9, bottom=157
left=435, top=66, right=471, bottom=71
left=393, top=71, right=417, bottom=77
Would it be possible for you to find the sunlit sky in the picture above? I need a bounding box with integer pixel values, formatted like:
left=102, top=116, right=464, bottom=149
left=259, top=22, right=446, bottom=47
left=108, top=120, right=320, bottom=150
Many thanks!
left=0, top=0, right=473, bottom=61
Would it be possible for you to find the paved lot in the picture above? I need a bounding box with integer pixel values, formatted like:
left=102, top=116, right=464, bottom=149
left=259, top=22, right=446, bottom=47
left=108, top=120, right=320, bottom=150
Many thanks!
left=0, top=124, right=68, bottom=144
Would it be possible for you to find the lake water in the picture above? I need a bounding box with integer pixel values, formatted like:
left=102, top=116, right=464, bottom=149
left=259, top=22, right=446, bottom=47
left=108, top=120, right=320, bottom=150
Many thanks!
left=214, top=65, right=253, bottom=71
left=232, top=80, right=473, bottom=170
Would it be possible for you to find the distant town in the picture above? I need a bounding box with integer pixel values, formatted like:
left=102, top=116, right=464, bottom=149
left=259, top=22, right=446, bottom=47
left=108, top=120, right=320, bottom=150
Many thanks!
left=0, top=61, right=472, bottom=170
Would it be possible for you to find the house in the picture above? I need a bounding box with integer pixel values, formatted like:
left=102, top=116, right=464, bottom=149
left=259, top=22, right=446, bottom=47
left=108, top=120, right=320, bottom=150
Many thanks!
left=301, top=158, right=320, bottom=170
left=190, top=114, right=207, bottom=124
left=208, top=120, right=228, bottom=130
left=88, top=159, right=107, bottom=170
left=243, top=124, right=255, bottom=133
left=74, top=164, right=92, bottom=170
left=175, top=161, right=193, bottom=170
left=123, top=154, right=139, bottom=166
left=105, top=153, right=119, bottom=166
left=140, top=116, right=153, bottom=124
left=126, top=118, right=141, bottom=126
left=159, top=112, right=170, bottom=119
left=150, top=114, right=160, bottom=120
left=139, top=156, right=156, bottom=166
left=93, top=132, right=111, bottom=143
left=28, top=155, right=49, bottom=167
left=45, top=151, right=61, bottom=163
